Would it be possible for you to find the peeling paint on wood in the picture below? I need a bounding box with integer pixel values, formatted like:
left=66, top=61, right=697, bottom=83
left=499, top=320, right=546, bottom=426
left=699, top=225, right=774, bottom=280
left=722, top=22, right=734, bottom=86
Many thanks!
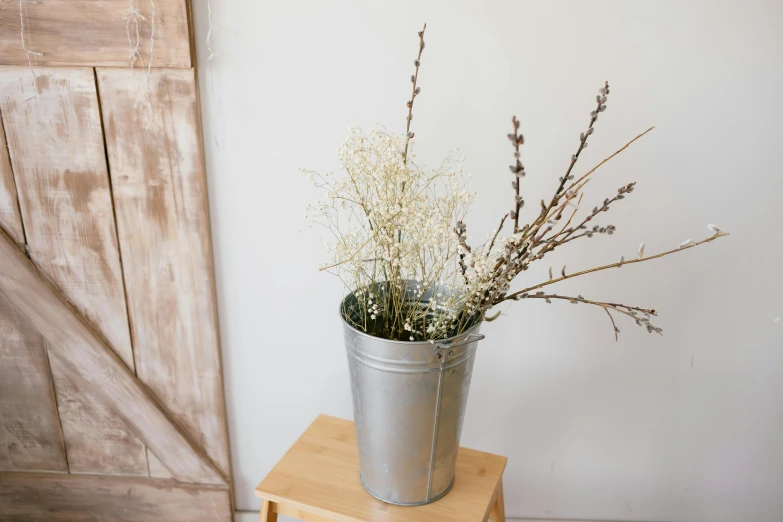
left=0, top=0, right=191, bottom=68
left=0, top=298, right=67, bottom=473
left=0, top=472, right=231, bottom=521
left=97, top=67, right=231, bottom=477
left=0, top=115, right=24, bottom=245
left=0, top=112, right=65, bottom=474
left=0, top=225, right=227, bottom=485
left=147, top=449, right=175, bottom=479
left=0, top=66, right=147, bottom=476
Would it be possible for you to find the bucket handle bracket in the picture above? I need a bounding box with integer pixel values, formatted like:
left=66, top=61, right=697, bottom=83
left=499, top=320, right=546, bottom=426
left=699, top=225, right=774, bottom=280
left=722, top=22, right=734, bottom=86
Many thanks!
left=432, top=333, right=485, bottom=360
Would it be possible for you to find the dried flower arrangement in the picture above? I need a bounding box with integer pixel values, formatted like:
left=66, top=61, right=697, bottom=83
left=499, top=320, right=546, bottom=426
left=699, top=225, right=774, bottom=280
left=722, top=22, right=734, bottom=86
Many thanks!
left=304, top=25, right=728, bottom=342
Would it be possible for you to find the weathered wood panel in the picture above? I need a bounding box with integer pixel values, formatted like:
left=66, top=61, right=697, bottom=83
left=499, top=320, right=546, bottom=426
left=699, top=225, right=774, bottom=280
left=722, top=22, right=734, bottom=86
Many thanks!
left=0, top=472, right=231, bottom=521
left=97, top=68, right=230, bottom=476
left=147, top=449, right=175, bottom=479
left=48, top=358, right=150, bottom=476
left=0, top=225, right=227, bottom=485
left=0, top=114, right=24, bottom=245
left=0, top=0, right=191, bottom=68
left=0, top=67, right=135, bottom=369
left=0, top=66, right=147, bottom=475
left=0, top=299, right=67, bottom=473
left=0, top=112, right=65, bottom=474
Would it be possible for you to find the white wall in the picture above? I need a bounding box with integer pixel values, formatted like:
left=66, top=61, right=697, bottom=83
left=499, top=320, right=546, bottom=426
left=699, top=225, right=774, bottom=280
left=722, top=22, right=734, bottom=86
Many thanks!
left=190, top=1, right=783, bottom=520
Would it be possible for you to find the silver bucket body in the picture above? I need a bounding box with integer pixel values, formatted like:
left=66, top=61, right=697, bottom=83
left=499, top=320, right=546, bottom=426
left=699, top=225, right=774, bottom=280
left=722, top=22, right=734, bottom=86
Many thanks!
left=342, top=293, right=483, bottom=506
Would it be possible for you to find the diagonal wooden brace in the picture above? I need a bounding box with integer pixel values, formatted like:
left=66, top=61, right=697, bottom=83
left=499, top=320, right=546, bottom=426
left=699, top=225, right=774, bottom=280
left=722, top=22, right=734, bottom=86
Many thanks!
left=0, top=225, right=227, bottom=486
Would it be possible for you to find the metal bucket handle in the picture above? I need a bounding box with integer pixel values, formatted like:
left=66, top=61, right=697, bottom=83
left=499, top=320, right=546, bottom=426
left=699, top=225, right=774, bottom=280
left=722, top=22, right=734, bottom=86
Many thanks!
left=423, top=332, right=484, bottom=501
left=431, top=333, right=485, bottom=360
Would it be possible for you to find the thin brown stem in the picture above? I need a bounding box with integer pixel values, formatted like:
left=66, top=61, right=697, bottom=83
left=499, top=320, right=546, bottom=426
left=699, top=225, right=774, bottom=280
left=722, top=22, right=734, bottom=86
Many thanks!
left=402, top=23, right=426, bottom=165
left=604, top=307, right=619, bottom=342
left=563, top=126, right=654, bottom=195
left=508, top=116, right=525, bottom=232
left=525, top=85, right=607, bottom=245
left=498, top=232, right=729, bottom=303
left=398, top=23, right=426, bottom=246
left=522, top=293, right=660, bottom=337
left=530, top=186, right=628, bottom=262
left=486, top=214, right=508, bottom=257
left=523, top=293, right=640, bottom=320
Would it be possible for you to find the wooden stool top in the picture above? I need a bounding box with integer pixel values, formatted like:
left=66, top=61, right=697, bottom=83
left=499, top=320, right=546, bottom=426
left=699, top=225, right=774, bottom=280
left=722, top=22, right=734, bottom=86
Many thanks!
left=255, top=414, right=507, bottom=522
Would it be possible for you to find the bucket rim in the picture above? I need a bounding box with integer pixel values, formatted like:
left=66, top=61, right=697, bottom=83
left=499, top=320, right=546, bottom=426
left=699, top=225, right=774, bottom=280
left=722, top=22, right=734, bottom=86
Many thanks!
left=338, top=293, right=482, bottom=346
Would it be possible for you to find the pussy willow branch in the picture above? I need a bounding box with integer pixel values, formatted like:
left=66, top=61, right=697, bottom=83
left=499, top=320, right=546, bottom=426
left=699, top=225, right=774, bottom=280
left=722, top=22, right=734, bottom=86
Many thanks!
left=563, top=126, right=655, bottom=196
left=522, top=293, right=660, bottom=339
left=545, top=191, right=585, bottom=242
left=402, top=23, right=426, bottom=165
left=525, top=125, right=655, bottom=256
left=398, top=24, right=426, bottom=246
left=525, top=82, right=609, bottom=246
left=497, top=231, right=730, bottom=304
left=490, top=120, right=648, bottom=276
left=540, top=125, right=654, bottom=240
left=495, top=86, right=609, bottom=273
left=530, top=183, right=631, bottom=261
left=508, top=116, right=525, bottom=232
left=486, top=214, right=508, bottom=258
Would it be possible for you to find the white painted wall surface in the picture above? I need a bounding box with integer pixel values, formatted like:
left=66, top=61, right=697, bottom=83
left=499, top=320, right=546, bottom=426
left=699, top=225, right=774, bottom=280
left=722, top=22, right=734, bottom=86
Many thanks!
left=190, top=1, right=783, bottom=520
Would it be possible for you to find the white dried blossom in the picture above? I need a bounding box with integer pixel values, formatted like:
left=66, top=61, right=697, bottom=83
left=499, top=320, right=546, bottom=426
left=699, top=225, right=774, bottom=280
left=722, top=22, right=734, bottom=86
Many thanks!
left=305, top=56, right=728, bottom=344
left=305, top=125, right=475, bottom=340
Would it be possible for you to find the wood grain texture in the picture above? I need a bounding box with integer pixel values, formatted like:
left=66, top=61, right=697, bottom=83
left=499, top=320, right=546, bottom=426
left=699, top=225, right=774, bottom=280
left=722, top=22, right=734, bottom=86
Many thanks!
left=256, top=415, right=507, bottom=522
left=0, top=0, right=190, bottom=68
left=147, top=448, right=174, bottom=479
left=489, top=478, right=506, bottom=522
left=237, top=514, right=529, bottom=522
left=96, top=67, right=230, bottom=477
left=0, top=472, right=231, bottom=521
left=47, top=357, right=149, bottom=476
left=0, top=298, right=67, bottom=473
left=0, top=225, right=227, bottom=485
left=0, top=113, right=65, bottom=474
left=260, top=500, right=279, bottom=522
left=0, top=114, right=24, bottom=245
left=0, top=66, right=135, bottom=369
left=0, top=66, right=147, bottom=475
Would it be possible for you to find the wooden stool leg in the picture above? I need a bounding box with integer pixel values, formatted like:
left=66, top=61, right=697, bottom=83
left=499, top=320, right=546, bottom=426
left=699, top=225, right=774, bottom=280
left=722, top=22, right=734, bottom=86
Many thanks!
left=260, top=499, right=278, bottom=522
left=491, top=477, right=506, bottom=522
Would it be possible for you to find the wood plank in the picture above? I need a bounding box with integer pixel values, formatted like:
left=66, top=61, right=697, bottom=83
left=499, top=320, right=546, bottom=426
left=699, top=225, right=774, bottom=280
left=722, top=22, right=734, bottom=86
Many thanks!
left=256, top=415, right=508, bottom=522
left=0, top=219, right=226, bottom=485
left=0, top=298, right=67, bottom=473
left=0, top=66, right=135, bottom=369
left=96, top=67, right=230, bottom=477
left=48, top=356, right=150, bottom=476
left=0, top=66, right=147, bottom=475
left=0, top=112, right=66, bottom=474
left=489, top=478, right=506, bottom=522
left=0, top=472, right=231, bottom=521
left=0, top=113, right=24, bottom=245
left=0, top=0, right=190, bottom=68
left=261, top=500, right=279, bottom=522
left=147, top=448, right=174, bottom=478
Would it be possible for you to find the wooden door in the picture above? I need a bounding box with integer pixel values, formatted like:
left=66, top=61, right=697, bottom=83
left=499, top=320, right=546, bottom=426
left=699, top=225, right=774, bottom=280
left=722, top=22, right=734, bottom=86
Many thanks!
left=0, top=1, right=233, bottom=520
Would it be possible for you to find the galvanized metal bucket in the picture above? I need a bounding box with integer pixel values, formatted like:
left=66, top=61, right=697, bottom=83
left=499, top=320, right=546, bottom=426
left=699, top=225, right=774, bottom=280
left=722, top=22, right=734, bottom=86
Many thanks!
left=341, top=288, right=484, bottom=506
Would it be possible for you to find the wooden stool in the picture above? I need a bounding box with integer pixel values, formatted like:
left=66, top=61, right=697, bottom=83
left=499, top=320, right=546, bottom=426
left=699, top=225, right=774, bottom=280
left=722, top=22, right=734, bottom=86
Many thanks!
left=256, top=414, right=507, bottom=522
